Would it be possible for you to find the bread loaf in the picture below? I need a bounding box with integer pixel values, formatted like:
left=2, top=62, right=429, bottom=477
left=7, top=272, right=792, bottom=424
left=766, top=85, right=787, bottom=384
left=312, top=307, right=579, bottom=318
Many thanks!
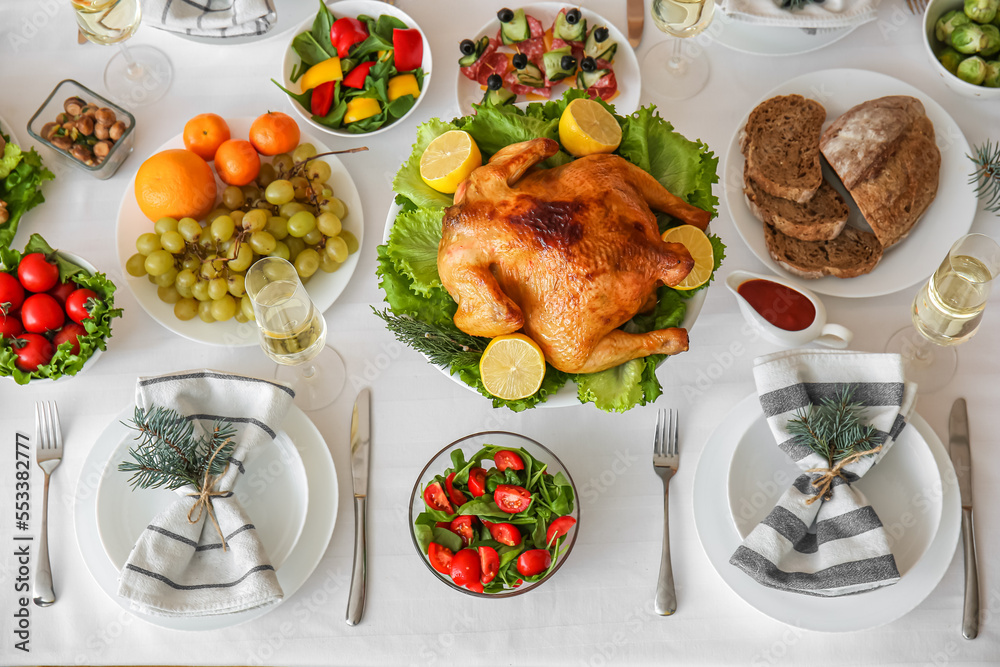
left=744, top=164, right=848, bottom=242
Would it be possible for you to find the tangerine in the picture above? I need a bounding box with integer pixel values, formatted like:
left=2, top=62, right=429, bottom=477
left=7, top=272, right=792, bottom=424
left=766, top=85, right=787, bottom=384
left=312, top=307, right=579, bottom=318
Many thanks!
left=214, top=139, right=261, bottom=186
left=134, top=149, right=217, bottom=222
left=249, top=111, right=301, bottom=156
left=182, top=113, right=231, bottom=162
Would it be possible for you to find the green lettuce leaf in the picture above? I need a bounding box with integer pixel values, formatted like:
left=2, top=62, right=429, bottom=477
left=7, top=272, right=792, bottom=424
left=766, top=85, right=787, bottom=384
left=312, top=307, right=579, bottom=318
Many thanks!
left=0, top=145, right=54, bottom=249
left=393, top=118, right=460, bottom=209
left=386, top=207, right=443, bottom=295
left=376, top=244, right=456, bottom=328
left=575, top=359, right=646, bottom=413
left=0, top=141, right=22, bottom=180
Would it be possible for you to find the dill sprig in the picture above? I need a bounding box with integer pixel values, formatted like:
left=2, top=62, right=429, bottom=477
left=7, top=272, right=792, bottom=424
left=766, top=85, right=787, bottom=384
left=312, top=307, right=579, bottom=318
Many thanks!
left=969, top=141, right=1000, bottom=213
left=786, top=386, right=880, bottom=467
left=372, top=307, right=488, bottom=367
left=118, top=405, right=237, bottom=491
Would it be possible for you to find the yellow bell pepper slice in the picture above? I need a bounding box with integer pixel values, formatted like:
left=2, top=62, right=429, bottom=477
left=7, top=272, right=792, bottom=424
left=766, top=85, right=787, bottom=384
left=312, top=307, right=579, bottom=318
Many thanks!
left=343, top=97, right=381, bottom=123
left=300, top=57, right=343, bottom=92
left=387, top=74, right=420, bottom=102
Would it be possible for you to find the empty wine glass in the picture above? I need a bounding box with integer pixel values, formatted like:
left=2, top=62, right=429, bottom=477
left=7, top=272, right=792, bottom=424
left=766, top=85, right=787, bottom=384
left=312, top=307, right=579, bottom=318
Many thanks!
left=71, top=0, right=173, bottom=106
left=245, top=257, right=346, bottom=411
left=644, top=0, right=716, bottom=100
left=885, top=233, right=1000, bottom=393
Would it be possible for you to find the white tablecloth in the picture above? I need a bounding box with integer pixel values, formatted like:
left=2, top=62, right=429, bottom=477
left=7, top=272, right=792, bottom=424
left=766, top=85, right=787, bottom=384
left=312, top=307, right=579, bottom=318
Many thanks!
left=1, top=0, right=998, bottom=664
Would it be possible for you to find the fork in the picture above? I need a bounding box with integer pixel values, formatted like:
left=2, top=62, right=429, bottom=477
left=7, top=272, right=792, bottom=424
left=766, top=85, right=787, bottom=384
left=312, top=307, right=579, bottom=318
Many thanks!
left=34, top=401, right=62, bottom=607
left=652, top=408, right=679, bottom=616
left=905, top=0, right=928, bottom=14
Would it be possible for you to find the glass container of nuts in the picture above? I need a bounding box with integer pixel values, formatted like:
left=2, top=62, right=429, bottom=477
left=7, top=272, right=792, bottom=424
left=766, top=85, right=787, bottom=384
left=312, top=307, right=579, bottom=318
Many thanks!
left=27, top=79, right=135, bottom=179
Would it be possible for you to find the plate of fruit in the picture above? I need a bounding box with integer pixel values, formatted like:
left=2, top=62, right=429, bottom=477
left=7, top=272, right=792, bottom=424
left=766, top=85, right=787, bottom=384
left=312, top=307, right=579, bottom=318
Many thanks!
left=455, top=3, right=640, bottom=115
left=115, top=112, right=363, bottom=347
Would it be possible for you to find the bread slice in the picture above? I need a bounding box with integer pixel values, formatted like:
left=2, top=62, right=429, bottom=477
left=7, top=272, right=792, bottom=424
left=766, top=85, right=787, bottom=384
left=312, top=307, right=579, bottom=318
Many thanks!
left=744, top=165, right=848, bottom=242
left=764, top=223, right=883, bottom=279
left=740, top=95, right=826, bottom=204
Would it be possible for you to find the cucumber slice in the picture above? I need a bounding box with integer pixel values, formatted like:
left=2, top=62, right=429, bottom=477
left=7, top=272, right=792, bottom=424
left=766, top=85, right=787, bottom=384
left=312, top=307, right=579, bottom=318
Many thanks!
left=458, top=36, right=490, bottom=67
left=515, top=63, right=544, bottom=87
left=500, top=8, right=530, bottom=45
left=482, top=87, right=517, bottom=106
left=553, top=10, right=586, bottom=41
left=584, top=26, right=617, bottom=62
left=576, top=68, right=610, bottom=90
left=542, top=47, right=575, bottom=83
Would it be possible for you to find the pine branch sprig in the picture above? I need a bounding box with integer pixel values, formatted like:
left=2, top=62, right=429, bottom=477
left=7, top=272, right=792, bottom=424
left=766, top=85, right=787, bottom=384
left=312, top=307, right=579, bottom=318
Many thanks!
left=787, top=386, right=880, bottom=467
left=969, top=141, right=1000, bottom=213
left=373, top=307, right=488, bottom=367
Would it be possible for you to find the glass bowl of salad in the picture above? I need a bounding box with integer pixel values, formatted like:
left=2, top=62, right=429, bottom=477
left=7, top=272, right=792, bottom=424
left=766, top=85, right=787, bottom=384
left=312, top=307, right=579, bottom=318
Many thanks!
left=408, top=431, right=579, bottom=597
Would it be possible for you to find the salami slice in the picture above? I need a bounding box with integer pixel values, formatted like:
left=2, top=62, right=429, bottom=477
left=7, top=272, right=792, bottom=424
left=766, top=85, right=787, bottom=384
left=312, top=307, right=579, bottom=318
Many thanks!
left=477, top=51, right=511, bottom=86
left=586, top=71, right=618, bottom=101
left=517, top=35, right=547, bottom=63
left=459, top=40, right=498, bottom=82
left=527, top=14, right=544, bottom=38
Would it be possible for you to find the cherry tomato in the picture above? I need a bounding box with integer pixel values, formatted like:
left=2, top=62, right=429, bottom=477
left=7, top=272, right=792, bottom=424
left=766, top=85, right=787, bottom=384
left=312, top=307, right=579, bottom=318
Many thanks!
left=12, top=333, right=54, bottom=371
left=516, top=549, right=552, bottom=577
left=449, top=548, right=481, bottom=587
left=466, top=580, right=484, bottom=594
left=422, top=481, right=454, bottom=514
left=545, top=516, right=577, bottom=546
left=494, top=450, right=525, bottom=471
left=53, top=322, right=87, bottom=355
left=487, top=522, right=521, bottom=547
left=65, top=288, right=98, bottom=324
left=17, top=253, right=59, bottom=293
left=427, top=542, right=453, bottom=576
left=0, top=312, right=23, bottom=338
left=46, top=280, right=77, bottom=306
left=449, top=515, right=476, bottom=547
left=0, top=272, right=25, bottom=312
left=20, top=293, right=64, bottom=333
left=468, top=467, right=487, bottom=497
left=478, top=546, right=499, bottom=584
left=494, top=484, right=532, bottom=514
left=445, top=472, right=467, bottom=506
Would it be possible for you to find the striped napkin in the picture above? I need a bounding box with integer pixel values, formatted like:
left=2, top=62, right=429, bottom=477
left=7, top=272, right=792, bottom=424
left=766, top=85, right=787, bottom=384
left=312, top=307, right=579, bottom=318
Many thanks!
left=117, top=370, right=294, bottom=617
left=729, top=350, right=918, bottom=597
left=145, top=0, right=276, bottom=39
left=719, top=0, right=879, bottom=29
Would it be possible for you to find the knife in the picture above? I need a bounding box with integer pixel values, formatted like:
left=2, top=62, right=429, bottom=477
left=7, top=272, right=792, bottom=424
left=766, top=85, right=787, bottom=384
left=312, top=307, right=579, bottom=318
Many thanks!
left=627, top=0, right=644, bottom=48
left=949, top=398, right=979, bottom=640
left=346, top=387, right=371, bottom=626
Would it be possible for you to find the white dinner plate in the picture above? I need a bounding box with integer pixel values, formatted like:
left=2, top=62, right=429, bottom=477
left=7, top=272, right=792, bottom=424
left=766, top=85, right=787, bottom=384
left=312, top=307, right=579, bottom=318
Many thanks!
left=711, top=11, right=857, bottom=56
left=725, top=69, right=977, bottom=298
left=114, top=117, right=364, bottom=346
left=694, top=392, right=960, bottom=632
left=280, top=0, right=433, bottom=138
left=455, top=2, right=641, bottom=115
left=75, top=403, right=338, bottom=631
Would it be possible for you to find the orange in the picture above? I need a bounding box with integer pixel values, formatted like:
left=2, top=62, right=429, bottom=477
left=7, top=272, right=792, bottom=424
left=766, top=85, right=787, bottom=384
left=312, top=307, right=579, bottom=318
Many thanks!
left=134, top=149, right=217, bottom=222
left=249, top=111, right=301, bottom=156
left=214, top=139, right=261, bottom=186
left=182, top=113, right=231, bottom=162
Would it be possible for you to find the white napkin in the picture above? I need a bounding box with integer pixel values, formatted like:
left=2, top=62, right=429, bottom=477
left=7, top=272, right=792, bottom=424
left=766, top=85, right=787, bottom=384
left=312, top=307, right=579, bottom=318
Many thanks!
left=145, top=0, right=277, bottom=39
left=116, top=369, right=294, bottom=617
left=729, top=350, right=917, bottom=597
left=718, top=0, right=879, bottom=28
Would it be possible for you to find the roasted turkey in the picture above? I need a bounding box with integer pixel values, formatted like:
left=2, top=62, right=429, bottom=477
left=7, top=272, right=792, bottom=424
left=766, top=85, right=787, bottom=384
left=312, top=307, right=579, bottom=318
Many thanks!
left=438, top=138, right=711, bottom=374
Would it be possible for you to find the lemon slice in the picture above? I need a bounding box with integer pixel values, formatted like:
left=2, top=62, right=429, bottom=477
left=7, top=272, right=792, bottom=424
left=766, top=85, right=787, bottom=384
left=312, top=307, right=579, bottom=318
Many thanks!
left=419, top=130, right=482, bottom=194
left=479, top=333, right=546, bottom=401
left=662, top=225, right=715, bottom=291
left=558, top=98, right=622, bottom=157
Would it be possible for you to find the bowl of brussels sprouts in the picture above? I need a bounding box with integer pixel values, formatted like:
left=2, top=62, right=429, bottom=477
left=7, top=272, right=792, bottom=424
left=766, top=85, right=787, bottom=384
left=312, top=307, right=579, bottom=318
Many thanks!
left=924, top=0, right=1000, bottom=98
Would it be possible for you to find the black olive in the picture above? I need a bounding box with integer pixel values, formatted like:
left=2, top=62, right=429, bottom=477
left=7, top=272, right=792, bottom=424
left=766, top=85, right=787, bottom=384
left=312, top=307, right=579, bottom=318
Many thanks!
left=566, top=8, right=581, bottom=24
left=580, top=56, right=596, bottom=72
left=594, top=27, right=609, bottom=42
left=560, top=55, right=577, bottom=71
left=487, top=74, right=503, bottom=91
left=512, top=53, right=528, bottom=69
left=497, top=8, right=514, bottom=22
left=459, top=39, right=475, bottom=55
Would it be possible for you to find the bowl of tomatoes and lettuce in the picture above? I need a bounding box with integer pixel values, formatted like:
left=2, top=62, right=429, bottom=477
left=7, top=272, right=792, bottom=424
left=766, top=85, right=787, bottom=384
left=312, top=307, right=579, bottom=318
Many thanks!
left=0, top=234, right=122, bottom=384
left=409, top=431, right=579, bottom=596
left=276, top=0, right=432, bottom=137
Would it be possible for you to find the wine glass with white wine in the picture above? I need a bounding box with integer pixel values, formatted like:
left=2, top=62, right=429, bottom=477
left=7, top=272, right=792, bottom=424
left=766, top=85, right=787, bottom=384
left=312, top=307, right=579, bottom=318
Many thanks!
left=245, top=257, right=346, bottom=411
left=644, top=0, right=716, bottom=100
left=885, top=233, right=1000, bottom=393
left=71, top=0, right=173, bottom=106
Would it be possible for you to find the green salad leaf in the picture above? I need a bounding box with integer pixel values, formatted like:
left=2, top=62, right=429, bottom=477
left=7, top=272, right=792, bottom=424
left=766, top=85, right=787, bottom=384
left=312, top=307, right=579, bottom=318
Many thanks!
left=0, top=142, right=23, bottom=180
left=0, top=129, right=54, bottom=249
left=386, top=207, right=444, bottom=295
left=392, top=117, right=459, bottom=209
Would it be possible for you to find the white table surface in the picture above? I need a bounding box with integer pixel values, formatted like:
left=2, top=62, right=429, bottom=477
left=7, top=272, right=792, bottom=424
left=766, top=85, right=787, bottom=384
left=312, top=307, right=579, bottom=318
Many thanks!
left=1, top=0, right=999, bottom=664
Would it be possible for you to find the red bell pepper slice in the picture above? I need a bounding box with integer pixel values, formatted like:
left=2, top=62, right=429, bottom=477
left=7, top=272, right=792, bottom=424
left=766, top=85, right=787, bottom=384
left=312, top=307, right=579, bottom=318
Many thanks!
left=393, top=28, right=423, bottom=72
left=310, top=80, right=336, bottom=116
left=330, top=17, right=368, bottom=58
left=342, top=61, right=375, bottom=89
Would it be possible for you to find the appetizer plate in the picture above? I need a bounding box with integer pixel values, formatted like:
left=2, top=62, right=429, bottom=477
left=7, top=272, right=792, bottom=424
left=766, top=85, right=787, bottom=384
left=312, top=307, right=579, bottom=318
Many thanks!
left=382, top=203, right=708, bottom=408
left=75, top=403, right=338, bottom=631
left=280, top=0, right=433, bottom=138
left=711, top=11, right=857, bottom=56
left=115, top=117, right=363, bottom=346
left=725, top=69, right=977, bottom=298
left=455, top=2, right=641, bottom=115
left=694, top=392, right=960, bottom=632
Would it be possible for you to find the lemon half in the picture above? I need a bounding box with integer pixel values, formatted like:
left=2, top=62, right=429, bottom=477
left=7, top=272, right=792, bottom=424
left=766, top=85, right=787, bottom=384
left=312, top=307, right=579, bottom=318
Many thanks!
left=479, top=333, right=546, bottom=401
left=558, top=98, right=622, bottom=157
left=662, top=225, right=715, bottom=291
left=419, top=130, right=482, bottom=194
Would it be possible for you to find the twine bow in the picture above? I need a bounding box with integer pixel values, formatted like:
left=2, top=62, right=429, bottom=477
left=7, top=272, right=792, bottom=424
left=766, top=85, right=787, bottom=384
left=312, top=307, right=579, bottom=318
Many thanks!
left=186, top=440, right=232, bottom=551
left=803, top=445, right=882, bottom=505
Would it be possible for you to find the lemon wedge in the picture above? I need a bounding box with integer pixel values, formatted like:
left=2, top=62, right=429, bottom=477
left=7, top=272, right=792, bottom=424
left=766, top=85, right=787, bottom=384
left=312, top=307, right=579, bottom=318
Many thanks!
left=419, top=130, right=482, bottom=194
left=662, top=225, right=715, bottom=291
left=558, top=98, right=622, bottom=157
left=479, top=333, right=546, bottom=401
